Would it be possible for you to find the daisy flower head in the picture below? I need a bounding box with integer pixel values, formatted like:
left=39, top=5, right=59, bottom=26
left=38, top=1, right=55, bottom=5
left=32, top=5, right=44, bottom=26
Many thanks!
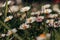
left=11, top=28, right=17, bottom=33
left=8, top=6, right=19, bottom=12
left=46, top=19, right=54, bottom=27
left=25, top=17, right=36, bottom=23
left=53, top=4, right=60, bottom=12
left=31, top=11, right=40, bottom=16
left=48, top=14, right=58, bottom=18
left=54, top=21, right=59, bottom=28
left=19, top=23, right=30, bottom=30
left=20, top=6, right=30, bottom=12
left=46, top=19, right=54, bottom=23
left=4, top=16, right=13, bottom=22
left=1, top=34, right=6, bottom=37
left=44, top=9, right=52, bottom=14
left=6, top=30, right=13, bottom=36
left=42, top=4, right=51, bottom=9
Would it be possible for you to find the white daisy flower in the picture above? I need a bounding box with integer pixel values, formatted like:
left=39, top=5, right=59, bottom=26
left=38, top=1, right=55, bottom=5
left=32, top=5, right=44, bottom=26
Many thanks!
left=0, top=12, right=2, bottom=16
left=42, top=4, right=51, bottom=9
left=46, top=19, right=54, bottom=23
left=4, top=16, right=13, bottom=22
left=31, top=11, right=40, bottom=15
left=19, top=23, right=30, bottom=30
left=53, top=4, right=60, bottom=13
left=46, top=19, right=54, bottom=27
left=25, top=17, right=36, bottom=23
left=11, top=28, right=17, bottom=33
left=20, top=6, right=30, bottom=12
left=54, top=21, right=59, bottom=28
left=44, top=9, right=52, bottom=13
left=48, top=14, right=58, bottom=18
left=6, top=30, right=13, bottom=36
left=2, top=1, right=12, bottom=7
left=1, top=34, right=6, bottom=37
left=8, top=6, right=19, bottom=12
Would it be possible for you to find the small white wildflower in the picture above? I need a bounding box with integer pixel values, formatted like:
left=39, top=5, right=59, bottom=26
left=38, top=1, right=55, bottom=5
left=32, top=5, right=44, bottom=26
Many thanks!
left=1, top=34, right=6, bottom=37
left=25, top=17, right=36, bottom=23
left=46, top=19, right=54, bottom=23
left=19, top=23, right=30, bottom=30
left=48, top=14, right=58, bottom=18
left=31, top=12, right=36, bottom=15
left=42, top=4, right=51, bottom=9
left=31, top=11, right=40, bottom=15
left=20, top=6, right=30, bottom=12
left=44, top=9, right=52, bottom=13
left=4, top=16, right=13, bottom=22
left=6, top=30, right=13, bottom=36
left=8, top=6, right=19, bottom=12
left=11, top=28, right=17, bottom=33
left=2, top=1, right=12, bottom=7
left=53, top=4, right=60, bottom=12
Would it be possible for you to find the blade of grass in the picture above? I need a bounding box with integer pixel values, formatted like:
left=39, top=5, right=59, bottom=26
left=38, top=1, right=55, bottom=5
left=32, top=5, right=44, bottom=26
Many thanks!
left=5, top=0, right=8, bottom=18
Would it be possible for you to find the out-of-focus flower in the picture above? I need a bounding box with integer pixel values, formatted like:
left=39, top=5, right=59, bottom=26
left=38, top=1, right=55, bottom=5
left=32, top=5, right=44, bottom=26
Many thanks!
left=46, top=19, right=54, bottom=23
left=6, top=28, right=17, bottom=36
left=41, top=9, right=52, bottom=14
left=16, top=0, right=22, bottom=4
left=54, top=21, right=59, bottom=28
left=48, top=14, right=58, bottom=18
left=53, top=4, right=60, bottom=13
left=46, top=33, right=51, bottom=38
left=36, top=33, right=46, bottom=40
left=4, top=16, right=13, bottom=22
left=0, top=12, right=2, bottom=16
left=2, top=1, right=12, bottom=7
left=0, top=2, right=3, bottom=7
left=46, top=19, right=54, bottom=27
left=11, top=28, right=17, bottom=33
left=31, top=11, right=40, bottom=15
left=20, top=6, right=30, bottom=12
left=8, top=6, right=19, bottom=12
left=1, top=34, right=6, bottom=37
left=25, top=17, right=36, bottom=23
left=6, top=30, right=13, bottom=36
left=19, top=23, right=30, bottom=30
left=42, top=4, right=51, bottom=9
left=36, top=16, right=44, bottom=22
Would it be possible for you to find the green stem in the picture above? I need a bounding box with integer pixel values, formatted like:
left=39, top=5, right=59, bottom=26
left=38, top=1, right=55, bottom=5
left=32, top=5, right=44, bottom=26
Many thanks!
left=5, top=0, right=8, bottom=18
left=0, top=20, right=22, bottom=40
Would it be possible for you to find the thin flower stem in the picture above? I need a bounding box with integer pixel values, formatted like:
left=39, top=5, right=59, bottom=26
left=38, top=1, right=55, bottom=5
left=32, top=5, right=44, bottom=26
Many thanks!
left=5, top=0, right=8, bottom=18
left=0, top=20, right=22, bottom=40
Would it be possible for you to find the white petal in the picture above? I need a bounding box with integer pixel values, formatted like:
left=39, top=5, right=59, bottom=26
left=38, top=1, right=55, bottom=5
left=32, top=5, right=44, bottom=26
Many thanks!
left=20, top=6, right=30, bottom=12
left=12, top=28, right=17, bottom=33
left=1, top=34, right=6, bottom=37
